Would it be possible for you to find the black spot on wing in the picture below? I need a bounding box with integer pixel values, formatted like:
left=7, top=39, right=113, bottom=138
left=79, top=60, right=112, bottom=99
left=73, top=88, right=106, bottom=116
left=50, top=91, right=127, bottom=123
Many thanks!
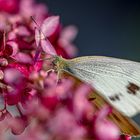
left=127, top=82, right=140, bottom=95
left=109, top=93, right=123, bottom=102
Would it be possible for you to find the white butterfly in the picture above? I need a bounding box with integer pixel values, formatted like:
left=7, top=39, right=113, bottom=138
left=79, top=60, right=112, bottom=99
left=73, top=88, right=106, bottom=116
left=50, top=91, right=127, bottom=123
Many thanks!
left=33, top=16, right=140, bottom=136
left=33, top=16, right=140, bottom=117
left=58, top=56, right=140, bottom=117
left=52, top=55, right=140, bottom=136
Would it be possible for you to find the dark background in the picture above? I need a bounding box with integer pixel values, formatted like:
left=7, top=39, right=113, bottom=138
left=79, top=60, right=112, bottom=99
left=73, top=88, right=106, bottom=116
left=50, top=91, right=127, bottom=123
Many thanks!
left=37, top=0, right=140, bottom=61
left=37, top=0, right=140, bottom=137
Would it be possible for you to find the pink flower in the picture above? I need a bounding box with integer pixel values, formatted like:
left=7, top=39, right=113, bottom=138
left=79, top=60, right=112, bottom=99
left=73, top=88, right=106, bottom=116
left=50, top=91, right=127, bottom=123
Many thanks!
left=4, top=68, right=23, bottom=86
left=47, top=108, right=86, bottom=140
left=73, top=84, right=94, bottom=119
left=34, top=16, right=59, bottom=60
left=58, top=25, right=78, bottom=57
left=93, top=106, right=120, bottom=140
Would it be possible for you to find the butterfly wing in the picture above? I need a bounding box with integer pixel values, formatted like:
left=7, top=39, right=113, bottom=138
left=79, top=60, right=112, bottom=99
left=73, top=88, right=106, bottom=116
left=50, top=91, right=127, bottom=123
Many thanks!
left=65, top=56, right=140, bottom=117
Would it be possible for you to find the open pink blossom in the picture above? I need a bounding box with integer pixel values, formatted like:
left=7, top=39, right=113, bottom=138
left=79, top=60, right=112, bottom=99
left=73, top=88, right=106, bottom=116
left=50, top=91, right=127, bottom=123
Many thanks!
left=4, top=68, right=23, bottom=85
left=14, top=52, right=33, bottom=64
left=73, top=84, right=94, bottom=119
left=58, top=25, right=78, bottom=57
left=34, top=16, right=59, bottom=57
left=48, top=108, right=87, bottom=140
left=93, top=106, right=120, bottom=140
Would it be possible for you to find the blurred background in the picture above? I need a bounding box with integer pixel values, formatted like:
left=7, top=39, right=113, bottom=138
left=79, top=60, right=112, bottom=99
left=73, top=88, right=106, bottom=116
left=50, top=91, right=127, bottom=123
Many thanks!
left=37, top=0, right=140, bottom=61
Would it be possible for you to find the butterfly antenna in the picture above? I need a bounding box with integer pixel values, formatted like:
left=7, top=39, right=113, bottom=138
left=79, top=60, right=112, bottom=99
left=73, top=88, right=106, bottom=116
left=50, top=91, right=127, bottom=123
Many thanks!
left=30, top=16, right=46, bottom=37
left=30, top=16, right=40, bottom=29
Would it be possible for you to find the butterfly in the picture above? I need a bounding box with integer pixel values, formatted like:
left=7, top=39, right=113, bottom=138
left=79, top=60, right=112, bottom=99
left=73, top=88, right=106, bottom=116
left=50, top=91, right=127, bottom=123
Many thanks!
left=52, top=55, right=140, bottom=136
left=33, top=16, right=140, bottom=137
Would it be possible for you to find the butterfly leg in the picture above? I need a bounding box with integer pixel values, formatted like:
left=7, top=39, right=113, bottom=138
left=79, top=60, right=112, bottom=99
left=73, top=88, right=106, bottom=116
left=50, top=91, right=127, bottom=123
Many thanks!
left=45, top=68, right=62, bottom=86
left=56, top=70, right=63, bottom=84
left=46, top=68, right=55, bottom=73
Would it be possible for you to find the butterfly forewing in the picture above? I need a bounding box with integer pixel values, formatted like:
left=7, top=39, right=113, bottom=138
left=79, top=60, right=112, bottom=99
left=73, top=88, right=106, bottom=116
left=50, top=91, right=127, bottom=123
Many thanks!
left=64, top=56, right=140, bottom=117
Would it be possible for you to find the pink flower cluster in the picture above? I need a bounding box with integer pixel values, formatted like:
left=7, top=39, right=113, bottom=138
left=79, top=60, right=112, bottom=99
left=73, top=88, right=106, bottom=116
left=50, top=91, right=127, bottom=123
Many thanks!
left=0, top=0, right=131, bottom=140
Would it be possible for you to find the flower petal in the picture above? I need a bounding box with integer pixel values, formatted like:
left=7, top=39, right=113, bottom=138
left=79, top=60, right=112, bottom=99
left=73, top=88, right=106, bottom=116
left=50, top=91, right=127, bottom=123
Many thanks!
left=41, top=39, right=57, bottom=55
left=4, top=68, right=23, bottom=86
left=60, top=25, right=78, bottom=43
left=14, top=52, right=33, bottom=64
left=41, top=16, right=60, bottom=37
left=35, top=27, right=40, bottom=47
left=7, top=41, right=19, bottom=56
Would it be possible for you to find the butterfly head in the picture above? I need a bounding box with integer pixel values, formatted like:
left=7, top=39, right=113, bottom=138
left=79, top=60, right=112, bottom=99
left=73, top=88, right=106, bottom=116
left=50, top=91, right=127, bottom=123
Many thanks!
left=52, top=56, right=68, bottom=72
left=41, top=55, right=68, bottom=74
